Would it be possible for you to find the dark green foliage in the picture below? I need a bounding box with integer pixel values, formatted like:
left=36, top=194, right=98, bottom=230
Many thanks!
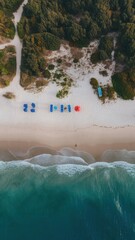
left=21, top=40, right=40, bottom=76
left=0, top=46, right=16, bottom=74
left=99, top=50, right=109, bottom=61
left=57, top=58, right=62, bottom=64
left=42, top=33, right=60, bottom=51
left=115, top=51, right=126, bottom=64
left=17, top=17, right=28, bottom=39
left=48, top=64, right=55, bottom=70
left=0, top=10, right=15, bottom=39
left=66, top=22, right=86, bottom=43
left=20, top=32, right=60, bottom=80
left=44, top=70, right=51, bottom=79
left=15, top=0, right=135, bottom=95
left=91, top=51, right=100, bottom=64
left=73, top=58, right=79, bottom=63
left=90, top=78, right=98, bottom=89
left=99, top=36, right=114, bottom=58
left=118, top=23, right=135, bottom=69
left=101, top=84, right=115, bottom=101
left=99, top=70, right=108, bottom=76
left=91, top=50, right=108, bottom=64
left=0, top=0, right=24, bottom=13
left=19, top=0, right=120, bottom=47
left=87, top=22, right=101, bottom=40
left=38, top=58, right=46, bottom=72
left=56, top=88, right=69, bottom=98
left=106, top=85, right=115, bottom=99
left=91, top=35, right=114, bottom=63
left=0, top=46, right=16, bottom=87
left=54, top=72, right=62, bottom=80
left=6, top=57, right=16, bottom=72
left=112, top=72, right=135, bottom=100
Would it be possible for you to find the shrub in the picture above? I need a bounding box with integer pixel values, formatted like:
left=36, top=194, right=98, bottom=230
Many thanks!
left=20, top=73, right=35, bottom=88
left=43, top=33, right=61, bottom=51
left=112, top=72, right=135, bottom=100
left=57, top=58, right=62, bottom=64
left=1, top=67, right=9, bottom=75
left=0, top=10, right=15, bottom=39
left=44, top=70, right=51, bottom=79
left=99, top=70, right=108, bottom=76
left=0, top=51, right=4, bottom=59
left=73, top=58, right=79, bottom=63
left=91, top=49, right=109, bottom=64
left=36, top=79, right=48, bottom=88
left=90, top=78, right=98, bottom=89
left=4, top=79, right=10, bottom=86
left=48, top=64, right=55, bottom=70
left=17, top=22, right=25, bottom=39
left=38, top=58, right=46, bottom=71
left=54, top=72, right=62, bottom=80
left=106, top=85, right=115, bottom=99
left=91, top=50, right=100, bottom=64
left=6, top=57, right=16, bottom=73
left=99, top=36, right=114, bottom=57
left=3, top=92, right=15, bottom=99
left=56, top=88, right=69, bottom=98
left=99, top=50, right=109, bottom=61
left=115, top=51, right=125, bottom=64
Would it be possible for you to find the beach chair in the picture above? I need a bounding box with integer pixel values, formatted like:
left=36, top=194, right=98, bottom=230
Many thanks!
left=31, top=102, right=36, bottom=113
left=23, top=104, right=28, bottom=112
left=23, top=108, right=28, bottom=112
left=50, top=104, right=53, bottom=112
left=97, top=87, right=102, bottom=98
left=23, top=104, right=28, bottom=108
left=31, top=103, right=36, bottom=108
left=67, top=105, right=71, bottom=112
left=60, top=105, right=64, bottom=112
left=31, top=108, right=36, bottom=113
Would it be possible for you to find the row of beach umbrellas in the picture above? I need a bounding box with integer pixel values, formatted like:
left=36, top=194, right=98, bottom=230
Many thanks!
left=23, top=104, right=81, bottom=113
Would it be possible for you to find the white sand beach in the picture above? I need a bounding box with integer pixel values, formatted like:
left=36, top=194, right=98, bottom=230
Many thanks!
left=0, top=0, right=135, bottom=160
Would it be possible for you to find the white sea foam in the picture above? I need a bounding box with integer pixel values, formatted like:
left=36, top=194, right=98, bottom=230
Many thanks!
left=56, top=164, right=88, bottom=176
left=0, top=149, right=135, bottom=177
left=101, top=149, right=135, bottom=163
left=115, top=198, right=123, bottom=215
left=25, top=153, right=87, bottom=166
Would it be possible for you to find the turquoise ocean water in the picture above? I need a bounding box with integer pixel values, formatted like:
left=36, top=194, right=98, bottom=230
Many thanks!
left=0, top=156, right=135, bottom=240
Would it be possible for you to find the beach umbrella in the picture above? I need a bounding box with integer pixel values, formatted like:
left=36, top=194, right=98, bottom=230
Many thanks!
left=74, top=106, right=81, bottom=112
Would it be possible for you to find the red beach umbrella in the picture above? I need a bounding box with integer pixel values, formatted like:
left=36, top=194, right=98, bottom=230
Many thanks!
left=74, top=106, right=81, bottom=112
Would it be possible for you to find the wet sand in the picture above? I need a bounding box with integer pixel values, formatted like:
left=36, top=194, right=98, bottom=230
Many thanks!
left=0, top=124, right=135, bottom=162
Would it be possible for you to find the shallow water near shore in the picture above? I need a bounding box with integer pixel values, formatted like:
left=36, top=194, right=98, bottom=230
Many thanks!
left=0, top=152, right=135, bottom=240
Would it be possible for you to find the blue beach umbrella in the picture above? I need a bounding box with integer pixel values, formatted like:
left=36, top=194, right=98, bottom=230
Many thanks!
left=50, top=104, right=53, bottom=112
left=67, top=105, right=71, bottom=112
left=31, top=103, right=36, bottom=108
left=23, top=104, right=28, bottom=112
left=60, top=105, right=64, bottom=112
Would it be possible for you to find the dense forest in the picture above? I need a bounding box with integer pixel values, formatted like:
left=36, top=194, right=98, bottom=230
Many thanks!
left=0, top=10, right=15, bottom=39
left=0, top=0, right=24, bottom=13
left=0, top=0, right=135, bottom=99
left=0, top=46, right=16, bottom=87
left=16, top=0, right=135, bottom=98
left=0, top=0, right=24, bottom=39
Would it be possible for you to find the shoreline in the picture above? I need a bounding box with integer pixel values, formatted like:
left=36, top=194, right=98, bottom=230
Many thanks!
left=0, top=124, right=135, bottom=162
